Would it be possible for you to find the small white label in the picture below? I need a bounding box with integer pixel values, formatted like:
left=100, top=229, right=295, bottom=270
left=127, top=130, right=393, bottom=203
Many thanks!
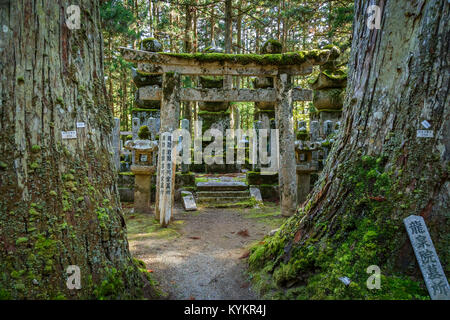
left=417, top=130, right=433, bottom=138
left=76, top=122, right=85, bottom=128
left=62, top=131, right=77, bottom=139
left=339, top=276, right=351, bottom=286
left=421, top=120, right=431, bottom=129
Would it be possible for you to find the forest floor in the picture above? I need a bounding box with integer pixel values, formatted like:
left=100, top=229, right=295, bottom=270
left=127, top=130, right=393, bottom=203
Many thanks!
left=124, top=202, right=286, bottom=300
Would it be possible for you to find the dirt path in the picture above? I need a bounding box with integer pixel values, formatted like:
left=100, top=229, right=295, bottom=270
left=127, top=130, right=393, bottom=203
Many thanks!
left=125, top=203, right=284, bottom=300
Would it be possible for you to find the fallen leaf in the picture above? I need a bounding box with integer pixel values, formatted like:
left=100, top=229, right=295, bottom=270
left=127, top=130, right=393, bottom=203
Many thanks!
left=237, top=229, right=249, bottom=237
left=294, top=230, right=302, bottom=243
left=147, top=269, right=154, bottom=273
left=240, top=282, right=250, bottom=289
left=368, top=196, right=386, bottom=202
left=189, top=236, right=201, bottom=240
left=239, top=250, right=250, bottom=259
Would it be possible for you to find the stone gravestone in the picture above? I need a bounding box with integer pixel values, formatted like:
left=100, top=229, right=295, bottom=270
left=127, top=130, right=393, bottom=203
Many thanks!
left=297, top=120, right=306, bottom=132
left=181, top=191, right=197, bottom=211
left=404, top=215, right=450, bottom=300
left=250, top=187, right=263, bottom=203
left=148, top=117, right=159, bottom=140
left=158, top=132, right=175, bottom=226
left=131, top=117, right=140, bottom=164
left=310, top=120, right=319, bottom=142
left=180, top=118, right=190, bottom=174
left=323, top=120, right=334, bottom=137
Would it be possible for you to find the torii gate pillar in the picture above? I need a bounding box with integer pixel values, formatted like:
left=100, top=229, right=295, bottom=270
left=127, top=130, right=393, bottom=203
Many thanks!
left=155, top=72, right=181, bottom=222
left=275, top=73, right=298, bottom=217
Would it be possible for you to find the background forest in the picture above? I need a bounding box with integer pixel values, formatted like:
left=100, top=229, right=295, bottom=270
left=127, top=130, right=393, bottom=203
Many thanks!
left=101, top=0, right=354, bottom=131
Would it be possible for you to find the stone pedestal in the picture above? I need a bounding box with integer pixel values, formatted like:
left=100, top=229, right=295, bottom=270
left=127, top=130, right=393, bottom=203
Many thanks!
left=131, top=165, right=155, bottom=214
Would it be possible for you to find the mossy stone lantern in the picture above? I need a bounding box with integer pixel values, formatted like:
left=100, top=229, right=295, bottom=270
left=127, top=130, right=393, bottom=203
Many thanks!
left=124, top=138, right=158, bottom=214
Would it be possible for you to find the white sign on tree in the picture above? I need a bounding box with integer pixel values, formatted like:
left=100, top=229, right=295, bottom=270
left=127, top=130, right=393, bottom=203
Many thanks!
left=159, top=132, right=175, bottom=226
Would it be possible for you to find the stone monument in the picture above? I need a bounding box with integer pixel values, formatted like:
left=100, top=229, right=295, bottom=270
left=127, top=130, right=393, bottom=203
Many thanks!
left=404, top=215, right=450, bottom=300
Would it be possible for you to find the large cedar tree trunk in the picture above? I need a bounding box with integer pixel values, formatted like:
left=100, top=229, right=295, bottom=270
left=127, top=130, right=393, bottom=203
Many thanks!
left=0, top=0, right=153, bottom=299
left=249, top=0, right=449, bottom=299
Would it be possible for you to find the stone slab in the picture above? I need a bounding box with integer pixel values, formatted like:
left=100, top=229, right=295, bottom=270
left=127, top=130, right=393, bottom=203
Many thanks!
left=249, top=187, right=263, bottom=202
left=182, top=191, right=197, bottom=211
left=196, top=181, right=248, bottom=191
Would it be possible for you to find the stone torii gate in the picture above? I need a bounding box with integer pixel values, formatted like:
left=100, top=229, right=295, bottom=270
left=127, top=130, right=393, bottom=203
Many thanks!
left=121, top=46, right=334, bottom=220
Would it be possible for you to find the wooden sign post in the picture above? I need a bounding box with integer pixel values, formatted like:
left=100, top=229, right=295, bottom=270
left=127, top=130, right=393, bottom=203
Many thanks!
left=158, top=132, right=176, bottom=227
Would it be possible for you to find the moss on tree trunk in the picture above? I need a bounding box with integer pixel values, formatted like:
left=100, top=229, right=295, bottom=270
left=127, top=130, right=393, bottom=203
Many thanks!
left=248, top=0, right=449, bottom=300
left=0, top=0, right=157, bottom=299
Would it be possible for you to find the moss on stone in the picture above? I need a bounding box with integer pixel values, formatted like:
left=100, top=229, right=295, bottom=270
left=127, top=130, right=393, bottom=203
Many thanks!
left=296, top=131, right=309, bottom=141
left=321, top=44, right=341, bottom=60
left=140, top=38, right=162, bottom=52
left=199, top=76, right=223, bottom=88
left=119, top=171, right=135, bottom=176
left=261, top=39, right=283, bottom=54
left=132, top=108, right=160, bottom=113
left=198, top=110, right=231, bottom=117
left=138, top=125, right=150, bottom=139
left=162, top=49, right=330, bottom=66
left=247, top=171, right=278, bottom=185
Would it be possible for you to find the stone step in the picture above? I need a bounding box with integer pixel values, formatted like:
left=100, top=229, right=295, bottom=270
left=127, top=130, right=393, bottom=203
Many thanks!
left=196, top=196, right=254, bottom=208
left=196, top=181, right=248, bottom=191
left=196, top=190, right=250, bottom=198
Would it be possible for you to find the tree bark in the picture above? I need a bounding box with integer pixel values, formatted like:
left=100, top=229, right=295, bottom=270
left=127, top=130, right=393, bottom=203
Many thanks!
left=0, top=0, right=152, bottom=299
left=249, top=0, right=449, bottom=299
left=225, top=0, right=232, bottom=53
left=210, top=6, right=215, bottom=42
left=184, top=3, right=192, bottom=54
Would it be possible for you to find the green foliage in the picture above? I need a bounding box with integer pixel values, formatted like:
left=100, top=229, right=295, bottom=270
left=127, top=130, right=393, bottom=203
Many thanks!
left=100, top=1, right=137, bottom=37
left=93, top=267, right=125, bottom=300
left=15, top=237, right=29, bottom=245
left=96, top=207, right=110, bottom=228
left=31, top=145, right=41, bottom=153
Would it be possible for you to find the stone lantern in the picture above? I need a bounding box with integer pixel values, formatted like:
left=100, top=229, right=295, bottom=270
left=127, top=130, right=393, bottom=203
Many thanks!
left=124, top=139, right=158, bottom=214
